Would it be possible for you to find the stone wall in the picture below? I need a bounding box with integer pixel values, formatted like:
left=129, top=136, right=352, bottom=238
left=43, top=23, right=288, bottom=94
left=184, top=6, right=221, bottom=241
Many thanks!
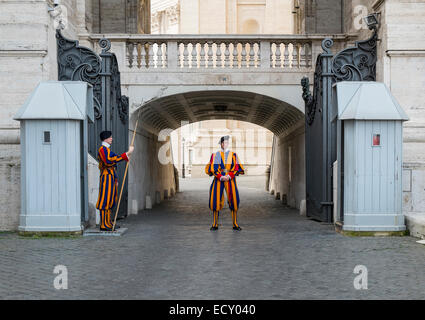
left=127, top=123, right=177, bottom=214
left=0, top=0, right=57, bottom=230
left=0, top=145, right=20, bottom=231
left=269, top=120, right=305, bottom=211
left=0, top=0, right=88, bottom=231
left=372, top=0, right=425, bottom=230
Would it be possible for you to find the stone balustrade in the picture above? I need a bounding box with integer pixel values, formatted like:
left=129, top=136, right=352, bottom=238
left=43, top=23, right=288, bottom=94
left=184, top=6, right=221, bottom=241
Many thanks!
left=86, top=34, right=353, bottom=74
left=125, top=37, right=312, bottom=70
left=87, top=34, right=353, bottom=72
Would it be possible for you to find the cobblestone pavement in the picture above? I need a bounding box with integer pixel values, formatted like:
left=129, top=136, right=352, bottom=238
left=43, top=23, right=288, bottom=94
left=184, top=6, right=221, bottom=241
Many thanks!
left=1, top=176, right=425, bottom=299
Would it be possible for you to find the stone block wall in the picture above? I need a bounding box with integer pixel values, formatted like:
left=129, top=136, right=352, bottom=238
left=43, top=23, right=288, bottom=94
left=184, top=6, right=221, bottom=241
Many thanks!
left=127, top=123, right=177, bottom=215
left=0, top=0, right=90, bottom=230
left=269, top=120, right=305, bottom=210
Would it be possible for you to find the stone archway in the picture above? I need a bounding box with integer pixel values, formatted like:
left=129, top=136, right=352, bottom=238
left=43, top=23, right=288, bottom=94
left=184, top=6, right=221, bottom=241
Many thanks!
left=126, top=89, right=305, bottom=216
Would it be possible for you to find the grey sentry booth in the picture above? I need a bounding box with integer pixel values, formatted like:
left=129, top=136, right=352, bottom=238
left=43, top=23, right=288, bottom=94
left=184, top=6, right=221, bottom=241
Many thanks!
left=332, top=81, right=409, bottom=232
left=14, top=81, right=94, bottom=232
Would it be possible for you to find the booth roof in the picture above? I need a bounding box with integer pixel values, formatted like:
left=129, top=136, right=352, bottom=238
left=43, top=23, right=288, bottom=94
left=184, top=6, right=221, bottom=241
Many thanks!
left=334, top=81, right=409, bottom=121
left=14, top=81, right=94, bottom=122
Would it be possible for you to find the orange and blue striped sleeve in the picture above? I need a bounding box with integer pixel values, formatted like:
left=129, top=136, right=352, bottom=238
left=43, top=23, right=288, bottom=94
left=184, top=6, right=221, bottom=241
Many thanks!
left=212, top=152, right=224, bottom=179
left=205, top=153, right=214, bottom=176
left=99, top=146, right=128, bottom=167
left=228, top=152, right=244, bottom=179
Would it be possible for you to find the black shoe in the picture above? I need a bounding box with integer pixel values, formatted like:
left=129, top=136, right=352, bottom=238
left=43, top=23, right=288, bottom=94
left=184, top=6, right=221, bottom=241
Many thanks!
left=210, top=226, right=218, bottom=231
left=233, top=226, right=242, bottom=231
left=100, top=227, right=113, bottom=232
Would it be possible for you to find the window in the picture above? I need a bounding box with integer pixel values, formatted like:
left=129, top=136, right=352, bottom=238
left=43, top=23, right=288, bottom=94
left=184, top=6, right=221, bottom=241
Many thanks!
left=43, top=131, right=51, bottom=144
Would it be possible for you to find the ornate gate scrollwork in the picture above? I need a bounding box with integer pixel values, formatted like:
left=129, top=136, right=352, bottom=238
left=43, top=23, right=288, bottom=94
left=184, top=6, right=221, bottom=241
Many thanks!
left=331, top=26, right=377, bottom=82
left=56, top=30, right=129, bottom=218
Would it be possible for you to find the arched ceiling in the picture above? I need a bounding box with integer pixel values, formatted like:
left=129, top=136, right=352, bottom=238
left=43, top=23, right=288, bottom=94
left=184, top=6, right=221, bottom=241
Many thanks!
left=135, top=90, right=304, bottom=135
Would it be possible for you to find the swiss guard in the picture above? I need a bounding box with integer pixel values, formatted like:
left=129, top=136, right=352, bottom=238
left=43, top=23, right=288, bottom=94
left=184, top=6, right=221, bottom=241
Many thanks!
left=96, top=130, right=134, bottom=231
left=205, top=135, right=245, bottom=231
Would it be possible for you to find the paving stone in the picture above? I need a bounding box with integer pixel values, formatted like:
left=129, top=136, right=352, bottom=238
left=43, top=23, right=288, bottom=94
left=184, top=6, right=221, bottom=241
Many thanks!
left=0, top=176, right=424, bottom=299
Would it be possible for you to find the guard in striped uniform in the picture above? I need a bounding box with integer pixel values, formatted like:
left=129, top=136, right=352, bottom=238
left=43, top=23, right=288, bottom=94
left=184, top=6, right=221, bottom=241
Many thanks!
left=96, top=130, right=134, bottom=231
left=205, top=135, right=245, bottom=231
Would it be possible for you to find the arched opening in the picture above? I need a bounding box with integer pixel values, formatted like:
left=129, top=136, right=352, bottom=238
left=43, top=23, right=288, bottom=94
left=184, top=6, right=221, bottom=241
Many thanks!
left=126, top=90, right=306, bottom=224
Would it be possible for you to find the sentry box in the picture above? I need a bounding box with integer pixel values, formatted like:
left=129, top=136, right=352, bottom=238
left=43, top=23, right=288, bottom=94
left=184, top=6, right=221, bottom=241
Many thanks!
left=332, top=82, right=409, bottom=232
left=14, top=81, right=94, bottom=233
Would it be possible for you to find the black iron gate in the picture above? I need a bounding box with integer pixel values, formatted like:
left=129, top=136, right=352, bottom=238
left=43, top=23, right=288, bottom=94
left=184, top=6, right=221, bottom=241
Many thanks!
left=302, top=26, right=377, bottom=222
left=56, top=30, right=129, bottom=218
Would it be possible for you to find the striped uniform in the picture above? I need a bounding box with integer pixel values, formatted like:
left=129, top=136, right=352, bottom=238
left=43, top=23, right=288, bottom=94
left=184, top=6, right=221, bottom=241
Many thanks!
left=205, top=150, right=245, bottom=227
left=96, top=145, right=128, bottom=229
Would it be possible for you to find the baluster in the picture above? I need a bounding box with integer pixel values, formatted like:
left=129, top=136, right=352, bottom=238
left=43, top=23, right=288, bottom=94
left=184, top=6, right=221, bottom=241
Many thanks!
left=254, top=43, right=260, bottom=68
left=127, top=42, right=134, bottom=68
left=189, top=43, right=195, bottom=68
left=304, top=43, right=311, bottom=68
left=147, top=42, right=155, bottom=68
left=183, top=42, right=190, bottom=68
left=292, top=43, right=299, bottom=68
left=241, top=43, right=247, bottom=68
left=198, top=42, right=204, bottom=68
left=283, top=42, right=290, bottom=69
left=231, top=43, right=237, bottom=68
left=224, top=42, right=230, bottom=68
left=270, top=42, right=275, bottom=68
left=144, top=42, right=149, bottom=68
left=248, top=42, right=255, bottom=68
left=138, top=42, right=145, bottom=68
left=207, top=42, right=213, bottom=68
left=215, top=42, right=222, bottom=68
left=157, top=42, right=163, bottom=68
left=276, top=43, right=283, bottom=69
left=152, top=43, right=158, bottom=68
left=256, top=42, right=261, bottom=68
left=162, top=42, right=167, bottom=68
left=239, top=43, right=244, bottom=68
left=299, top=43, right=306, bottom=68
left=178, top=42, right=183, bottom=68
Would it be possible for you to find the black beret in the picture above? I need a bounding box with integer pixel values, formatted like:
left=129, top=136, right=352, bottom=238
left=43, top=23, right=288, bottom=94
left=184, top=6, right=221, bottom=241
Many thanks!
left=100, top=130, right=112, bottom=141
left=219, top=135, right=230, bottom=144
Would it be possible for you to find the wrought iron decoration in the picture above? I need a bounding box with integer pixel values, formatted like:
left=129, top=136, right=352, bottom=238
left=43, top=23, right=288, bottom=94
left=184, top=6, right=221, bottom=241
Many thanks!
left=56, top=30, right=103, bottom=119
left=331, top=24, right=378, bottom=82
left=56, top=30, right=128, bottom=124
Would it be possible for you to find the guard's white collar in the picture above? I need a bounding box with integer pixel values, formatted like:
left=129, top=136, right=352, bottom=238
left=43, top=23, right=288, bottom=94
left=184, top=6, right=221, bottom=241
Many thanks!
left=220, top=148, right=229, bottom=153
left=102, top=141, right=111, bottom=148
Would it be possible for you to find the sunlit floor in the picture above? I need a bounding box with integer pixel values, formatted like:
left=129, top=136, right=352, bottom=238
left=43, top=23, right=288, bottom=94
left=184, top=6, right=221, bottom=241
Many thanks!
left=1, top=175, right=425, bottom=299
